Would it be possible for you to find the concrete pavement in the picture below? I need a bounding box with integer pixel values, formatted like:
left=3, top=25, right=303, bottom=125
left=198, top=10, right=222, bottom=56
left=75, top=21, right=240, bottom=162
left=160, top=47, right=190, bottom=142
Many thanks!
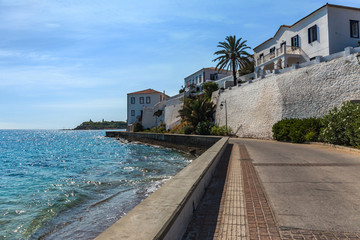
left=184, top=138, right=360, bottom=239
left=233, top=138, right=360, bottom=233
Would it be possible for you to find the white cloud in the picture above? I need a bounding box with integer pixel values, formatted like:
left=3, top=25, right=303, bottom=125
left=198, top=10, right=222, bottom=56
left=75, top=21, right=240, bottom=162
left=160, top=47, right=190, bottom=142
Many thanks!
left=36, top=98, right=126, bottom=110
left=0, top=49, right=58, bottom=61
left=0, top=65, right=115, bottom=89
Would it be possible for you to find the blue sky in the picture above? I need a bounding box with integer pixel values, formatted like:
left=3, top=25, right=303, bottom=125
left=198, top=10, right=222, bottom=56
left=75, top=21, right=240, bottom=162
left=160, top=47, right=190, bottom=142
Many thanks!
left=1, top=0, right=359, bottom=129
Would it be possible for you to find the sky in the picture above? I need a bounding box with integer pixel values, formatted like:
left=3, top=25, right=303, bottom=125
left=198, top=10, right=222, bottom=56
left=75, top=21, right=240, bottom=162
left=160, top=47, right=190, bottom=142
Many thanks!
left=1, top=0, right=360, bottom=129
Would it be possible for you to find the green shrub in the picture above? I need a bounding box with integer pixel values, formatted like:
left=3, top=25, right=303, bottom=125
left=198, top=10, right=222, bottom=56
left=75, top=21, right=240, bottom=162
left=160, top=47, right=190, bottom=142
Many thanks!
left=183, top=125, right=193, bottom=134
left=272, top=118, right=322, bottom=143
left=272, top=119, right=297, bottom=142
left=210, top=125, right=232, bottom=136
left=133, top=123, right=144, bottom=132
left=272, top=102, right=360, bottom=147
left=195, top=121, right=212, bottom=135
left=305, top=131, right=317, bottom=142
left=320, top=102, right=360, bottom=147
left=178, top=129, right=185, bottom=134
left=202, top=82, right=219, bottom=99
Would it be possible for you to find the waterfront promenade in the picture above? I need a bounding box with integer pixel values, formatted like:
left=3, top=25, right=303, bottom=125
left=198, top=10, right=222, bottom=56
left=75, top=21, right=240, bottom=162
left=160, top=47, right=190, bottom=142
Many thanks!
left=183, top=138, right=360, bottom=240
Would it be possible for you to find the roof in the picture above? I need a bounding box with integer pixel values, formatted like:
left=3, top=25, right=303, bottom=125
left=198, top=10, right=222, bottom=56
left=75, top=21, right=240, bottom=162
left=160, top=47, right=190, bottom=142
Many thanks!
left=184, top=67, right=232, bottom=80
left=127, top=88, right=169, bottom=98
left=253, top=3, right=360, bottom=51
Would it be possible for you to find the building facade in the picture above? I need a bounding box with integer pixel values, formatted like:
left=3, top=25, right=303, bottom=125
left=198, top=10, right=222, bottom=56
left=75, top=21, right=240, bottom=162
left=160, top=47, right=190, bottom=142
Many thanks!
left=184, top=67, right=232, bottom=91
left=127, top=89, right=169, bottom=128
left=254, top=4, right=360, bottom=78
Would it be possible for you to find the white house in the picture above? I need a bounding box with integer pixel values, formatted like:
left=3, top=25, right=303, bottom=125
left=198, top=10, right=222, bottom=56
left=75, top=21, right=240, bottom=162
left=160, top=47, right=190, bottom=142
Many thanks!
left=254, top=3, right=360, bottom=78
left=127, top=89, right=169, bottom=130
left=184, top=67, right=232, bottom=91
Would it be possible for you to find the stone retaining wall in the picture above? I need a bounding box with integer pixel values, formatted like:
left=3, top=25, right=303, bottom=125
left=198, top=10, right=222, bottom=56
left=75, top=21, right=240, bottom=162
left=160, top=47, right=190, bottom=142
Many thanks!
left=164, top=94, right=184, bottom=130
left=215, top=51, right=360, bottom=139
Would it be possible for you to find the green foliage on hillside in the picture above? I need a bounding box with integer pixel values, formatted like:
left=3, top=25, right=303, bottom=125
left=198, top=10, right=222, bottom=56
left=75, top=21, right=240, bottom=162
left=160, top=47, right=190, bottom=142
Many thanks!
left=74, top=119, right=127, bottom=130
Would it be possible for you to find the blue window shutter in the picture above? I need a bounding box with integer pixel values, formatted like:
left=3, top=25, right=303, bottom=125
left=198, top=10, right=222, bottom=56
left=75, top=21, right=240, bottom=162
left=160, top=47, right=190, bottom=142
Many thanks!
left=296, top=35, right=299, bottom=46
left=314, top=25, right=318, bottom=41
left=308, top=28, right=311, bottom=43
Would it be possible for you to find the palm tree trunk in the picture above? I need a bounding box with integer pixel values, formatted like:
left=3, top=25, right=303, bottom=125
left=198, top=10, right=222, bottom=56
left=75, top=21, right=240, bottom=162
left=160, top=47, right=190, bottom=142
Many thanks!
left=232, top=60, right=237, bottom=86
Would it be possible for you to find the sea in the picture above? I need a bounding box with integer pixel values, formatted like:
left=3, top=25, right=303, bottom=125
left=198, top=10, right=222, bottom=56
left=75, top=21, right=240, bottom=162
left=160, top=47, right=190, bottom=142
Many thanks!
left=0, top=130, right=194, bottom=240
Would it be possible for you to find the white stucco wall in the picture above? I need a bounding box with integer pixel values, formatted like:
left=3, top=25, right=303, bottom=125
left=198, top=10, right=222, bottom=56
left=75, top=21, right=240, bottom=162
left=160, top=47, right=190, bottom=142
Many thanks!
left=142, top=101, right=167, bottom=129
left=215, top=52, right=360, bottom=139
left=164, top=94, right=184, bottom=130
left=328, top=6, right=360, bottom=54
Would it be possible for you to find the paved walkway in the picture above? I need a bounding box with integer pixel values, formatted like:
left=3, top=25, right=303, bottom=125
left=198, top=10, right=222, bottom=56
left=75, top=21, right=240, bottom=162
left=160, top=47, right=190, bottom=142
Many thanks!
left=183, top=138, right=360, bottom=240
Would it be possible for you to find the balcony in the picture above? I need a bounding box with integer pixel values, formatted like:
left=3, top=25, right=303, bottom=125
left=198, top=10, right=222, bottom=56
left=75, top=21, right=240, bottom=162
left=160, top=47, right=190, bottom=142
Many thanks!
left=256, top=45, right=303, bottom=66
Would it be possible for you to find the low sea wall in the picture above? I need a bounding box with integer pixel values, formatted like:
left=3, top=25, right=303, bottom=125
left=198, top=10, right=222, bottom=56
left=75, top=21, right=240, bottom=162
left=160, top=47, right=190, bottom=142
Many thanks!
left=106, top=131, right=222, bottom=154
left=96, top=134, right=229, bottom=240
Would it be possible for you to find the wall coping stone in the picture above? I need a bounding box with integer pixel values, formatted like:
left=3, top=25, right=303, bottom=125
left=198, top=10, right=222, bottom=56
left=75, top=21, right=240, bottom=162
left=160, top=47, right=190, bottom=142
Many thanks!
left=95, top=135, right=229, bottom=240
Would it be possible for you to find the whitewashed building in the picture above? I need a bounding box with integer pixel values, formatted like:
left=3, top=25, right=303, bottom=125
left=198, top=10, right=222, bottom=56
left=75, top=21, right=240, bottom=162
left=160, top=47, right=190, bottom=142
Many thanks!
left=184, top=67, right=232, bottom=91
left=127, top=89, right=169, bottom=130
left=254, top=3, right=360, bottom=78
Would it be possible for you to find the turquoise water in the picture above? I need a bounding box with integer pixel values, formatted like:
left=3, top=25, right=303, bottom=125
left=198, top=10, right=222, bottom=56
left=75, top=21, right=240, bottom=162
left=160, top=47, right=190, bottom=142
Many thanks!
left=0, top=130, right=193, bottom=240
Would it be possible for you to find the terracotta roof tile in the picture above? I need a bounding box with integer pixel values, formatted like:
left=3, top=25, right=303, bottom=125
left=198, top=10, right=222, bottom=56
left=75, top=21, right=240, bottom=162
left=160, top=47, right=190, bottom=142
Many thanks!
left=127, top=88, right=169, bottom=97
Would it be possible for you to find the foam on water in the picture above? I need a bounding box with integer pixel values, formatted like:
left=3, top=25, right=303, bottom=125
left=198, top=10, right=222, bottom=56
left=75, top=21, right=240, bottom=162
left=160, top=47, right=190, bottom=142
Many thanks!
left=0, top=130, right=193, bottom=240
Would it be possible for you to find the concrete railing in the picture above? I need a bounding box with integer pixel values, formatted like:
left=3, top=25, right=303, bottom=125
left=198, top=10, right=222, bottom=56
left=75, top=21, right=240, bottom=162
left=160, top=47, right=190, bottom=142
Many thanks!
left=96, top=135, right=229, bottom=240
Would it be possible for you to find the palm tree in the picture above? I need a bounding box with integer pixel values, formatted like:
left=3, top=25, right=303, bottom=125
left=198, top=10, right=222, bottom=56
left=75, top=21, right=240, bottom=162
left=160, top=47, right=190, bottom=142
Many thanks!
left=178, top=96, right=214, bottom=130
left=213, top=35, right=251, bottom=86
left=238, top=58, right=254, bottom=76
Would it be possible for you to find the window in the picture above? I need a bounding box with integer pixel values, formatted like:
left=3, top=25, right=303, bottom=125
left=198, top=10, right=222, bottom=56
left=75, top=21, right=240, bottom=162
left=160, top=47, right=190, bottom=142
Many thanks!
left=131, top=97, right=135, bottom=104
left=308, top=25, right=317, bottom=43
left=146, top=96, right=151, bottom=104
left=350, top=20, right=359, bottom=38
left=140, top=97, right=144, bottom=104
left=210, top=73, right=218, bottom=80
left=131, top=110, right=135, bottom=116
left=199, top=75, right=202, bottom=83
left=291, top=35, right=299, bottom=47
left=269, top=47, right=275, bottom=59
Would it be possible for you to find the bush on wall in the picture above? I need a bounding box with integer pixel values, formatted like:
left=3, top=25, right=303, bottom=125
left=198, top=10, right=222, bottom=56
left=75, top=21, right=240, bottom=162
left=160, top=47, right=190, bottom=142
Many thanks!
left=320, top=102, right=360, bottom=148
left=133, top=123, right=144, bottom=132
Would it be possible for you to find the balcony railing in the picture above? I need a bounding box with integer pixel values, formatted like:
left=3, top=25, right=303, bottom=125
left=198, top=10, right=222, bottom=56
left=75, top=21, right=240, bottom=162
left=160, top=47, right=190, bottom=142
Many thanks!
left=257, top=45, right=302, bottom=66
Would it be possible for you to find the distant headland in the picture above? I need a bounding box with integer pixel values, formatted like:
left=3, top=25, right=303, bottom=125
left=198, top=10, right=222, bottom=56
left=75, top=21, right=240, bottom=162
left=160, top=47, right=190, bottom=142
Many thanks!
left=73, top=120, right=127, bottom=130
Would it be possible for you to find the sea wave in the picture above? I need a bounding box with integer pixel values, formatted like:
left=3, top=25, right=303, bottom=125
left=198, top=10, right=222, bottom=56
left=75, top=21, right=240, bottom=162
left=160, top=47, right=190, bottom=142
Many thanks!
left=0, top=130, right=194, bottom=240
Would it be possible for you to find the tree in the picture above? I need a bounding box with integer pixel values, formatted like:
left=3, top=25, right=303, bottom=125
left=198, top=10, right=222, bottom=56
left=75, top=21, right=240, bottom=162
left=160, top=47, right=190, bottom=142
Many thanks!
left=238, top=58, right=255, bottom=76
left=202, top=81, right=219, bottom=99
left=213, top=35, right=251, bottom=86
left=178, top=96, right=215, bottom=131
